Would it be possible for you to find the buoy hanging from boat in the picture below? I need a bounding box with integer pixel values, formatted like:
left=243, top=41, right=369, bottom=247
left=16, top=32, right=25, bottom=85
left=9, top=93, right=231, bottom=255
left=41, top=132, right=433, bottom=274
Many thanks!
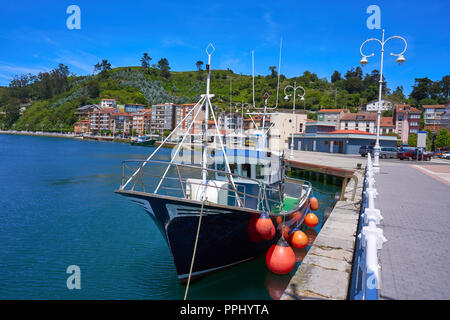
left=305, top=213, right=319, bottom=228
left=309, top=196, right=319, bottom=211
left=256, top=212, right=275, bottom=239
left=279, top=225, right=291, bottom=243
left=261, top=223, right=276, bottom=240
left=248, top=216, right=263, bottom=243
left=266, top=236, right=296, bottom=275
left=291, top=229, right=308, bottom=248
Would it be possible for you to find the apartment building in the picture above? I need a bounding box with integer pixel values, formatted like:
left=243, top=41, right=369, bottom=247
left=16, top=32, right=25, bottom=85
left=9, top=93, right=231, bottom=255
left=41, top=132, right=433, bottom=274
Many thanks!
left=151, top=103, right=176, bottom=134
left=269, top=112, right=307, bottom=146
left=317, top=109, right=349, bottom=128
left=74, top=120, right=90, bottom=134
left=339, top=113, right=377, bottom=133
left=379, top=117, right=395, bottom=135
left=393, top=104, right=422, bottom=137
left=132, top=110, right=152, bottom=135
left=110, top=112, right=133, bottom=135
left=423, top=105, right=445, bottom=132
left=89, top=107, right=117, bottom=133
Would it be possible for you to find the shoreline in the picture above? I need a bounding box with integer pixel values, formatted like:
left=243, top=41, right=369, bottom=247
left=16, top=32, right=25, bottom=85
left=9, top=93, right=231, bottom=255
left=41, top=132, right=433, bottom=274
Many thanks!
left=0, top=130, right=131, bottom=143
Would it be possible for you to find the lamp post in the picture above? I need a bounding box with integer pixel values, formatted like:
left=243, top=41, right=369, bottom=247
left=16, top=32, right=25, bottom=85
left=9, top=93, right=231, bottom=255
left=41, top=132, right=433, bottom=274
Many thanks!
left=359, top=29, right=407, bottom=170
left=284, top=82, right=306, bottom=160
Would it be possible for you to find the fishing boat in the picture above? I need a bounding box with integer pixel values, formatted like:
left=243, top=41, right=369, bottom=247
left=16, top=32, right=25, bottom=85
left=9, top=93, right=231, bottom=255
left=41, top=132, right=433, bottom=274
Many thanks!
left=130, top=134, right=157, bottom=147
left=116, top=45, right=313, bottom=283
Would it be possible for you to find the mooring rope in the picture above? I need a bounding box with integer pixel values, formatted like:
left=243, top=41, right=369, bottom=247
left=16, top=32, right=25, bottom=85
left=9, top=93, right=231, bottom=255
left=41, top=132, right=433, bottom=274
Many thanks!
left=184, top=198, right=206, bottom=300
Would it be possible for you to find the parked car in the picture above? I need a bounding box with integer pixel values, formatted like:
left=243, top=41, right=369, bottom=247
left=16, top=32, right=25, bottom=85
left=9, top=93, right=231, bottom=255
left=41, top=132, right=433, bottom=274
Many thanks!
left=359, top=145, right=374, bottom=157
left=398, top=148, right=432, bottom=161
left=441, top=152, right=450, bottom=160
left=379, top=147, right=398, bottom=159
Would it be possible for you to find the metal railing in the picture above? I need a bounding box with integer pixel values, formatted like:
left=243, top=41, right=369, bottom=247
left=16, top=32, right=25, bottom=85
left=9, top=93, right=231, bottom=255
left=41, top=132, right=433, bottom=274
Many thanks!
left=349, top=153, right=387, bottom=300
left=119, top=159, right=311, bottom=215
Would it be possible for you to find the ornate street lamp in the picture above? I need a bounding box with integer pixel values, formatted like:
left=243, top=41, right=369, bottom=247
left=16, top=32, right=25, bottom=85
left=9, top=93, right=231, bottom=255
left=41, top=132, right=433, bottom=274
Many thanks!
left=284, top=82, right=306, bottom=160
left=360, top=29, right=407, bottom=170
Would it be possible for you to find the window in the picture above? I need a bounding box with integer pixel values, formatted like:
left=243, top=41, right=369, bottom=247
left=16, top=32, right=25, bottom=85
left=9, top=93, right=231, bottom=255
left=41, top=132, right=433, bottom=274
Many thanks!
left=255, top=164, right=265, bottom=180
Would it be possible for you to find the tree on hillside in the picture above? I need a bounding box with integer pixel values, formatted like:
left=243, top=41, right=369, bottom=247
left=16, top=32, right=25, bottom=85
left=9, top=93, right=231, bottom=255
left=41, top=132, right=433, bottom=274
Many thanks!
left=87, top=79, right=100, bottom=99
left=158, top=58, right=171, bottom=79
left=94, top=60, right=112, bottom=78
left=141, top=53, right=152, bottom=74
left=268, top=66, right=277, bottom=78
left=390, top=86, right=406, bottom=103
left=196, top=60, right=204, bottom=80
left=331, top=70, right=341, bottom=83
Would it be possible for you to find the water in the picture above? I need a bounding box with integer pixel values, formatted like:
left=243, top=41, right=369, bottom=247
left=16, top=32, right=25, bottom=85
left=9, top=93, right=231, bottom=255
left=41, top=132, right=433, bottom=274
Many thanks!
left=0, top=134, right=340, bottom=300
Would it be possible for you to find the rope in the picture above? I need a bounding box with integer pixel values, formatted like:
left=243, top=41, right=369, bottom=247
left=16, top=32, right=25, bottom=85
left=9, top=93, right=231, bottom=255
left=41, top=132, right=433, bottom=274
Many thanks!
left=184, top=198, right=206, bottom=300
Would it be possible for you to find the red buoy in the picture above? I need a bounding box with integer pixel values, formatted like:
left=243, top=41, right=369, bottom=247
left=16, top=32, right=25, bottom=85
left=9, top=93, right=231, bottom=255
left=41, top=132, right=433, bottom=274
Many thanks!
left=310, top=197, right=319, bottom=211
left=279, top=225, right=291, bottom=243
left=291, top=230, right=308, bottom=248
left=261, top=223, right=276, bottom=240
left=248, top=216, right=263, bottom=243
left=304, top=213, right=319, bottom=228
left=266, top=237, right=296, bottom=275
left=256, top=213, right=274, bottom=239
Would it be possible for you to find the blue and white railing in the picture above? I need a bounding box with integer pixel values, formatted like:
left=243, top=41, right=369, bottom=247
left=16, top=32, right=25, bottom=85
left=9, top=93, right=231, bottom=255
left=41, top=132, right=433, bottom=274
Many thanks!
left=349, top=153, right=387, bottom=300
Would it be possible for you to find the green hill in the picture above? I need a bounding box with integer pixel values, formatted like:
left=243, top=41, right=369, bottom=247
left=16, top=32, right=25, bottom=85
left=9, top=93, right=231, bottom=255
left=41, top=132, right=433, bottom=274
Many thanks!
left=0, top=63, right=448, bottom=132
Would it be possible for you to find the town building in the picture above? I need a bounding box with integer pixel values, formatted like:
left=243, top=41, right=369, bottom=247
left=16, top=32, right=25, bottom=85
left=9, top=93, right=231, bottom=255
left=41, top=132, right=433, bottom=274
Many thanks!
left=317, top=109, right=349, bottom=128
left=124, top=103, right=147, bottom=113
left=269, top=112, right=307, bottom=147
left=101, top=99, right=117, bottom=109
left=292, top=129, right=397, bottom=154
left=132, top=110, right=152, bottom=135
left=339, top=112, right=377, bottom=133
left=423, top=105, right=446, bottom=132
left=89, top=107, right=117, bottom=133
left=151, top=103, right=176, bottom=134
left=379, top=117, right=395, bottom=135
left=360, top=99, right=393, bottom=112
left=393, top=105, right=422, bottom=140
left=110, top=112, right=133, bottom=135
left=441, top=102, right=450, bottom=133
left=74, top=120, right=90, bottom=134
left=174, top=103, right=205, bottom=130
left=76, top=104, right=101, bottom=120
left=218, top=111, right=243, bottom=131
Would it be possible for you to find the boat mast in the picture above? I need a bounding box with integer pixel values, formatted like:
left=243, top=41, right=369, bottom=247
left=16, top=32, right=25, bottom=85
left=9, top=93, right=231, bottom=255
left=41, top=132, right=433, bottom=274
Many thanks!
left=202, top=44, right=215, bottom=190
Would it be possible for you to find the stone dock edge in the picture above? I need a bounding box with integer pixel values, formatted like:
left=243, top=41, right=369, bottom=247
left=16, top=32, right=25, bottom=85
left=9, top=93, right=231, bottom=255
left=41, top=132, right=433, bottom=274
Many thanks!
left=281, top=168, right=364, bottom=300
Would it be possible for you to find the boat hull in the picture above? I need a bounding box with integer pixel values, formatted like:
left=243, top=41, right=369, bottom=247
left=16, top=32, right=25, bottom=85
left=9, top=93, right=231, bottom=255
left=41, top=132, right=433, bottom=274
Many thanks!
left=117, top=190, right=310, bottom=283
left=130, top=139, right=156, bottom=147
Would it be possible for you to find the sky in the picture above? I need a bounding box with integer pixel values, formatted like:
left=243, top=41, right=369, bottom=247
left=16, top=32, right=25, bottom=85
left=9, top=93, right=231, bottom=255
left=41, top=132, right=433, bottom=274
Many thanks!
left=0, top=0, right=449, bottom=95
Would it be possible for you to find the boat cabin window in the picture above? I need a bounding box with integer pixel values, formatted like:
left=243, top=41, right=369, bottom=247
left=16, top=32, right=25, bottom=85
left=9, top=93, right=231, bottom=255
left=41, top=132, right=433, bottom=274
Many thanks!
left=256, top=164, right=265, bottom=180
left=242, top=164, right=251, bottom=178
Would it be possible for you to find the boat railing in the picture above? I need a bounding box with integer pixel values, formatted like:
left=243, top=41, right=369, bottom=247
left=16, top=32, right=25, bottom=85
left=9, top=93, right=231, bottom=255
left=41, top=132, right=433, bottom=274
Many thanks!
left=119, top=159, right=311, bottom=215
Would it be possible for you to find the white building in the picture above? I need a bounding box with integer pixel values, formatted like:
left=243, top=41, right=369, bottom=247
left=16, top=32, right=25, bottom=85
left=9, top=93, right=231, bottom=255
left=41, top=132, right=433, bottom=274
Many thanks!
left=101, top=99, right=117, bottom=109
left=340, top=112, right=377, bottom=133
left=270, top=112, right=307, bottom=149
left=362, top=99, right=393, bottom=112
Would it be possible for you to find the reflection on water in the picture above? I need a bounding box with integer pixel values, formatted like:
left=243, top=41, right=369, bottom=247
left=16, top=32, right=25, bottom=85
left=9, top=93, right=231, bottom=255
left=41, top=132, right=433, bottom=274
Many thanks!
left=0, top=134, right=340, bottom=299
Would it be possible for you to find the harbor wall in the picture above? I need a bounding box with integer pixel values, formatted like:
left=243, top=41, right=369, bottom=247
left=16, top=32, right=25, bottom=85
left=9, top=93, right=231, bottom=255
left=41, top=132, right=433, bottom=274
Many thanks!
left=281, top=163, right=364, bottom=300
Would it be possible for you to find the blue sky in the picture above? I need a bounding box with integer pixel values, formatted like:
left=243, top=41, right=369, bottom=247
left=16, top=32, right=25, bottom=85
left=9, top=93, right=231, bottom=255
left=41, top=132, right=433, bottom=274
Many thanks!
left=0, top=0, right=448, bottom=95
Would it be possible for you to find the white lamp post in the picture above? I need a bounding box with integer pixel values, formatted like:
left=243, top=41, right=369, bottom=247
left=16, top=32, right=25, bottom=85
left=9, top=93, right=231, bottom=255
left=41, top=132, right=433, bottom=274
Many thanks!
left=284, top=82, right=306, bottom=160
left=360, top=29, right=407, bottom=171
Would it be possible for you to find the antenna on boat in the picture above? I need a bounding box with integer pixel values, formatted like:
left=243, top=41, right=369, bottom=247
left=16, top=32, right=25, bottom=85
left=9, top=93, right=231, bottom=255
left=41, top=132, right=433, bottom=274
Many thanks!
left=275, top=38, right=283, bottom=109
left=252, top=50, right=255, bottom=109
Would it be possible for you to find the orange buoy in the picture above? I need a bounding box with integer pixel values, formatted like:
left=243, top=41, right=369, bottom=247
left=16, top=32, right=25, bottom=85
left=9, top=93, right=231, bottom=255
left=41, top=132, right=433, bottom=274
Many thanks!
left=291, top=230, right=308, bottom=248
left=266, top=237, right=296, bottom=275
left=293, top=247, right=307, bottom=263
left=275, top=216, right=283, bottom=226
left=256, top=213, right=274, bottom=238
left=291, top=210, right=303, bottom=222
left=310, top=197, right=319, bottom=211
left=304, top=213, right=319, bottom=228
left=304, top=228, right=318, bottom=246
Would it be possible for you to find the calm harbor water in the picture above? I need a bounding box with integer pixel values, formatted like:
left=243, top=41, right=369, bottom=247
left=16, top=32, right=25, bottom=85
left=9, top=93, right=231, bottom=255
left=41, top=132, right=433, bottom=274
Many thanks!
left=0, top=134, right=340, bottom=300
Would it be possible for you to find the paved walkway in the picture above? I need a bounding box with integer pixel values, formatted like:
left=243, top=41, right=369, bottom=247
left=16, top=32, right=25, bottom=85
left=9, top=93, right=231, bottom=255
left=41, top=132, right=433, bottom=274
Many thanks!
left=375, top=162, right=450, bottom=300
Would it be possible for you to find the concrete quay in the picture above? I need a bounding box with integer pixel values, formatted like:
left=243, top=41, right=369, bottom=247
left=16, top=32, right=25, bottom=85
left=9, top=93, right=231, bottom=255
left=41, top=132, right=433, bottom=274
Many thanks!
left=282, top=150, right=364, bottom=300
left=281, top=149, right=450, bottom=300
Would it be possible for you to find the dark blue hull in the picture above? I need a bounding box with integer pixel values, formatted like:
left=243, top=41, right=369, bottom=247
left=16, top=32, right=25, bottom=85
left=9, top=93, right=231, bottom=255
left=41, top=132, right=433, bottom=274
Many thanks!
left=118, top=191, right=309, bottom=283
